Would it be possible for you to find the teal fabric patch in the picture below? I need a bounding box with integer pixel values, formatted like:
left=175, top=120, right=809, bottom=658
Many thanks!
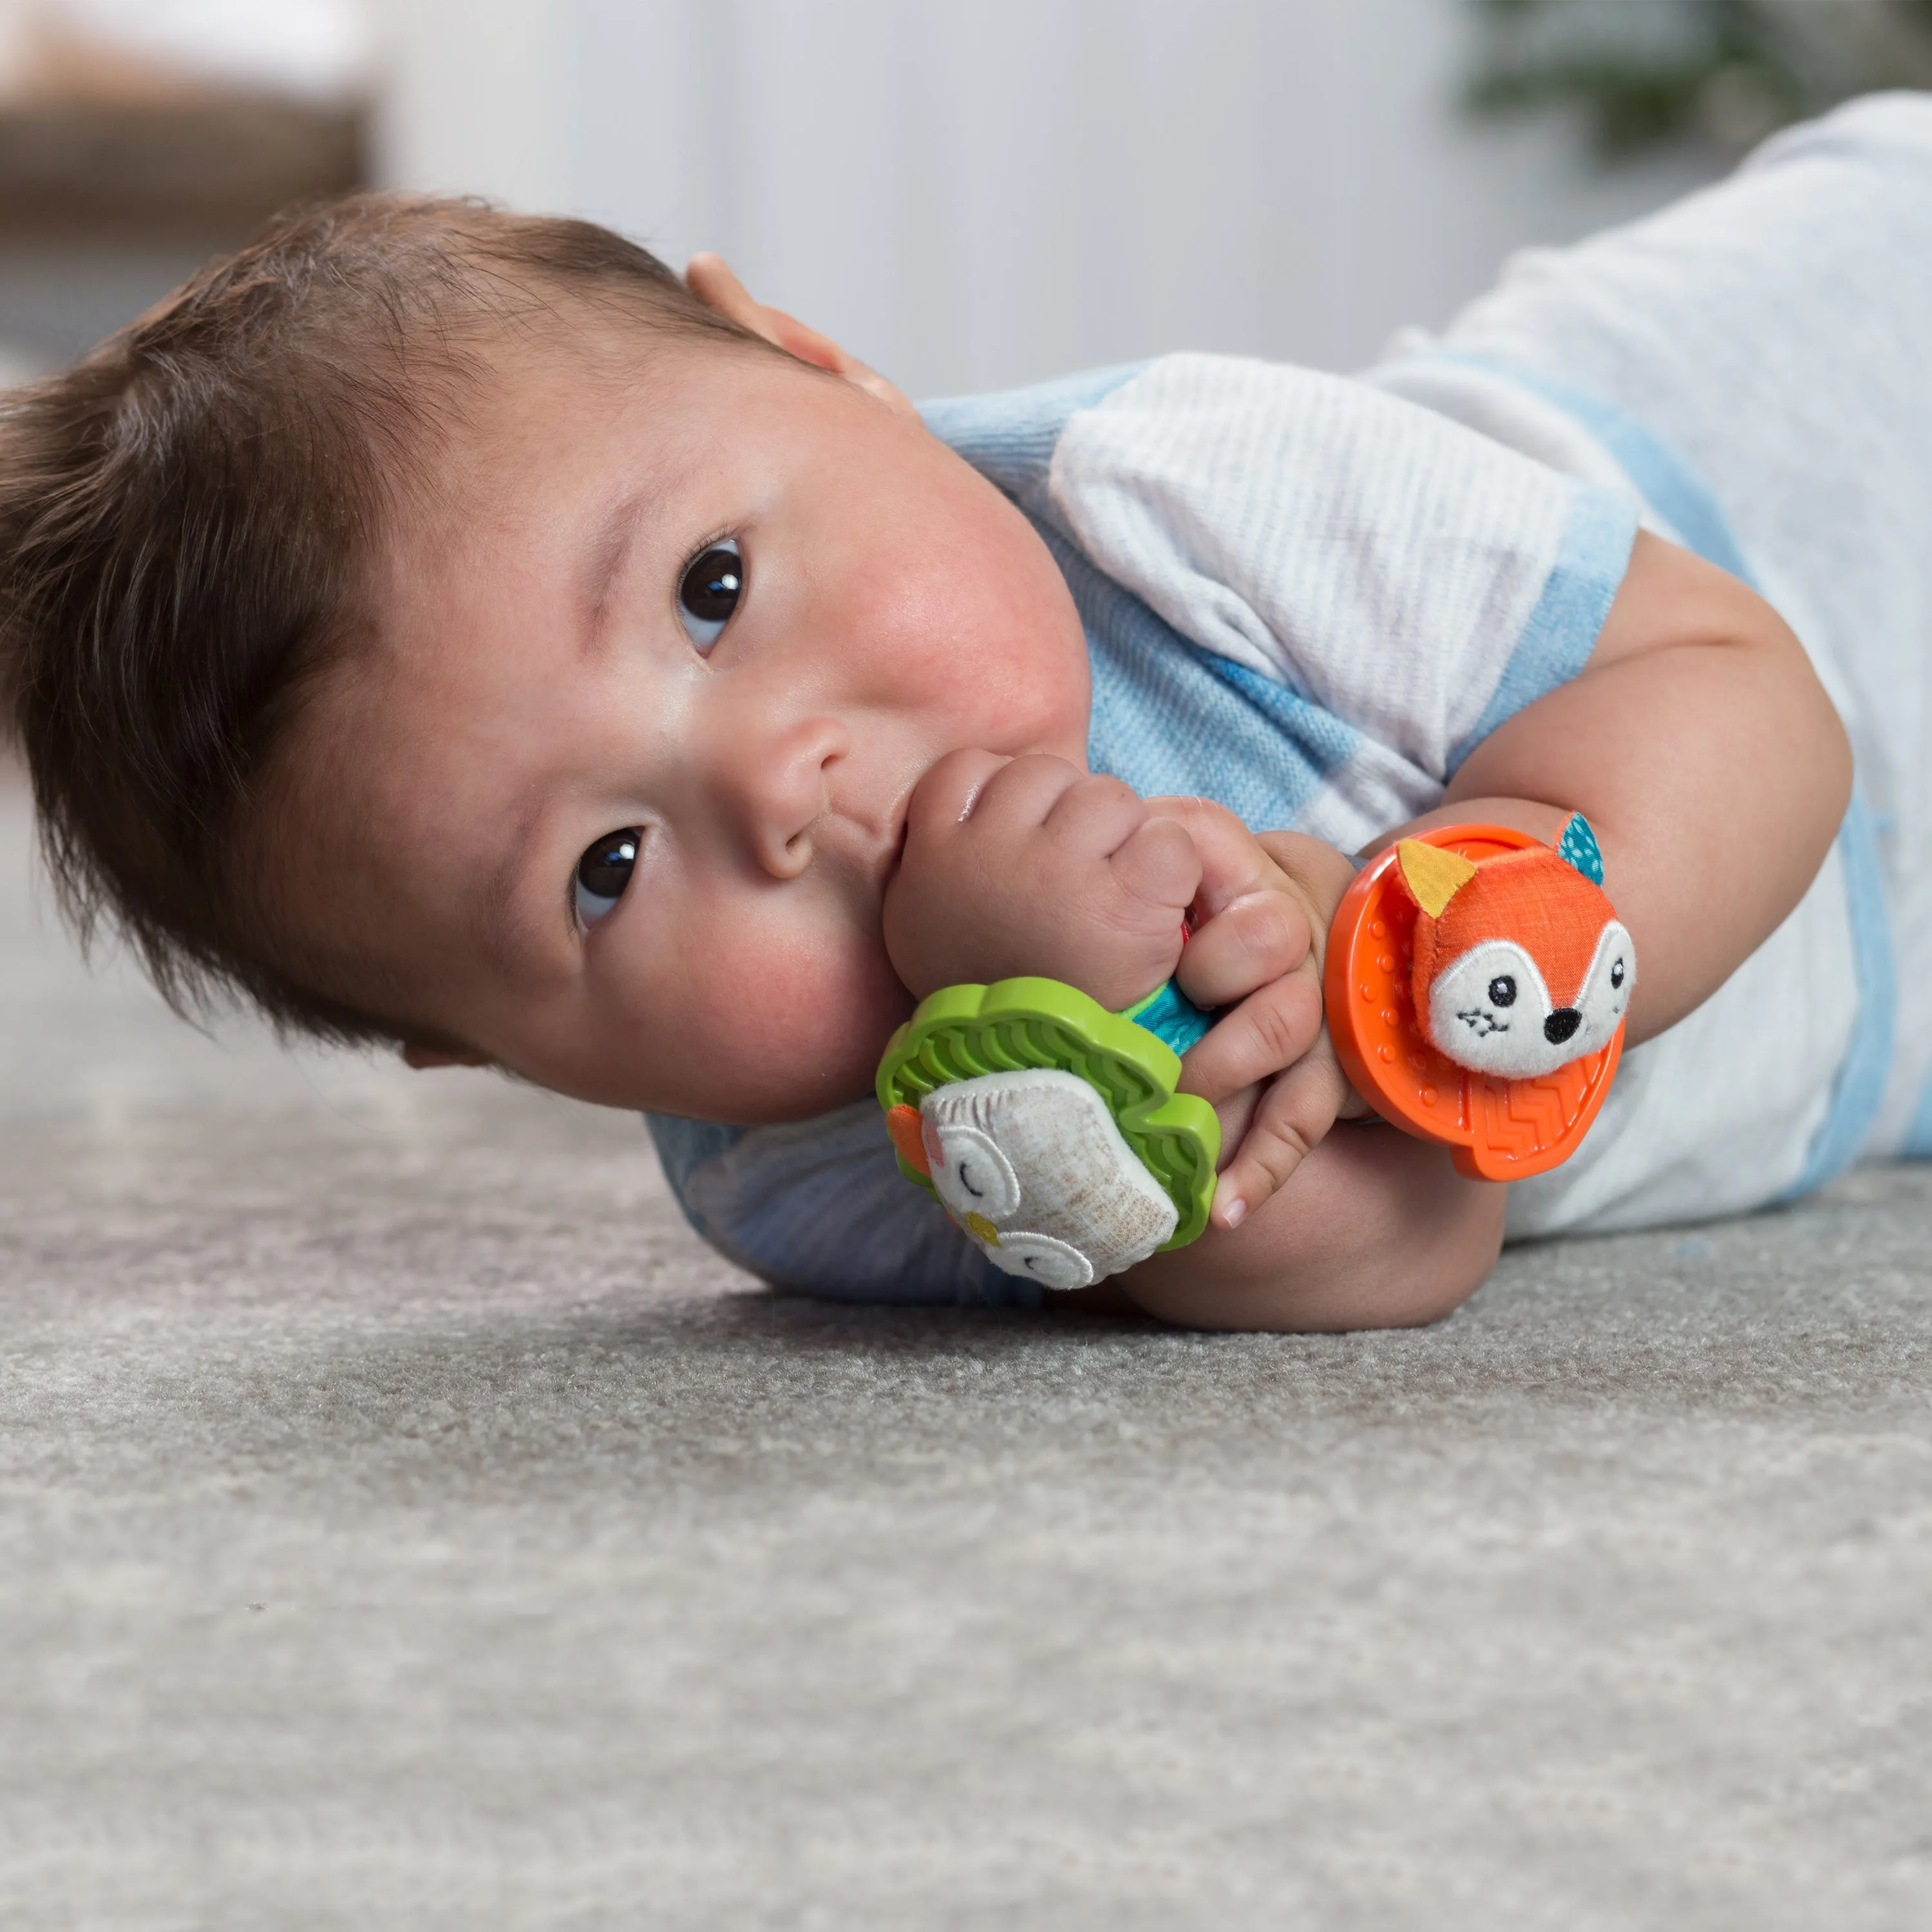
left=1124, top=978, right=1215, bottom=1057
left=1557, top=813, right=1605, bottom=885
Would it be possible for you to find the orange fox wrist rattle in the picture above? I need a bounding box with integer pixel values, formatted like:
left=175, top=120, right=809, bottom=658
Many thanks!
left=1323, top=814, right=1633, bottom=1181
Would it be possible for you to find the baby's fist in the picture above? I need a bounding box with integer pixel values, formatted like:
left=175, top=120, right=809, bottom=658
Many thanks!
left=882, top=750, right=1200, bottom=1007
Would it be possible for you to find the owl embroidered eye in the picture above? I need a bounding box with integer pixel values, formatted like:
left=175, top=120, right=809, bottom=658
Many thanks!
left=1488, top=975, right=1518, bottom=1007
left=677, top=538, right=742, bottom=649
left=574, top=828, right=640, bottom=929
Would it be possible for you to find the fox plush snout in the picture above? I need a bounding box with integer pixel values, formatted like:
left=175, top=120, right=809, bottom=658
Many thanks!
left=1392, top=817, right=1634, bottom=1081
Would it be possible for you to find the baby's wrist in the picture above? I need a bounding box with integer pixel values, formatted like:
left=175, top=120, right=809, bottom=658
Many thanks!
left=885, top=911, right=1182, bottom=1010
left=883, top=849, right=1184, bottom=1006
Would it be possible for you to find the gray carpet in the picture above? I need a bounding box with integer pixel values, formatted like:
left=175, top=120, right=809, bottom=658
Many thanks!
left=3, top=768, right=1931, bottom=1932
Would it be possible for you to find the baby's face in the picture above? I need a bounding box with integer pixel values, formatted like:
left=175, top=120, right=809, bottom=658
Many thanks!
left=301, top=324, right=1090, bottom=1121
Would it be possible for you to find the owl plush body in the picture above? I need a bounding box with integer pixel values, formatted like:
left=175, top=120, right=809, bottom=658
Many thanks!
left=876, top=978, right=1221, bottom=1290
left=909, top=1069, right=1181, bottom=1289
left=1393, top=815, right=1634, bottom=1080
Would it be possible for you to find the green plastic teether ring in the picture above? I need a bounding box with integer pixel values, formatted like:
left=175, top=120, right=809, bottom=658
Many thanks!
left=875, top=976, right=1223, bottom=1251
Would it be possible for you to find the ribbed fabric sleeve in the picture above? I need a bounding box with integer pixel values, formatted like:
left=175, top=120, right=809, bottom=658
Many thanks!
left=1045, top=354, right=1638, bottom=796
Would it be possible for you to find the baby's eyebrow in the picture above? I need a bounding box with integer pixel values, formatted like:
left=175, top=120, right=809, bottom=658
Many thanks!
left=580, top=485, right=650, bottom=652
left=476, top=789, right=556, bottom=976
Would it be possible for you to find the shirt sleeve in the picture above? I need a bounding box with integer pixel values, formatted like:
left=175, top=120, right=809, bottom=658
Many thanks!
left=1043, top=353, right=1640, bottom=781
left=645, top=1106, right=1033, bottom=1308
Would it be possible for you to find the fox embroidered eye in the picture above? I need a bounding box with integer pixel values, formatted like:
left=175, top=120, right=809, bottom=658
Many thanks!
left=575, top=828, right=640, bottom=929
left=1488, top=975, right=1517, bottom=1007
left=1611, top=958, right=1625, bottom=990
left=677, top=538, right=742, bottom=649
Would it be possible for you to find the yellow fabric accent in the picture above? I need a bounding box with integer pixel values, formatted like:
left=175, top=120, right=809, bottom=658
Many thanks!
left=965, top=1211, right=1001, bottom=1246
left=1397, top=838, right=1478, bottom=918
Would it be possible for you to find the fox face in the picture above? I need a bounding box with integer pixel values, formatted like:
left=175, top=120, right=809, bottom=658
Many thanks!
left=1394, top=817, right=1634, bottom=1081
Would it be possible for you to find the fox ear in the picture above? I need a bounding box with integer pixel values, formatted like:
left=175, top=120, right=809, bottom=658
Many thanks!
left=1556, top=813, right=1605, bottom=885
left=1396, top=838, right=1478, bottom=918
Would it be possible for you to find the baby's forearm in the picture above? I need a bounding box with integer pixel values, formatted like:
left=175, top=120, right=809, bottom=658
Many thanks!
left=1115, top=1122, right=1502, bottom=1331
left=1379, top=531, right=1850, bottom=1045
left=1104, top=535, right=1844, bottom=1333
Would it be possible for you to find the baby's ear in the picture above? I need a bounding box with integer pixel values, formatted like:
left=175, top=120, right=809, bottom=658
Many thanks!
left=400, top=1043, right=492, bottom=1071
left=1395, top=838, right=1477, bottom=918
left=685, top=252, right=918, bottom=419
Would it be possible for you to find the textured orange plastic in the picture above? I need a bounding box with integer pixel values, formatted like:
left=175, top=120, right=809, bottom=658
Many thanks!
left=884, top=1104, right=930, bottom=1177
left=1323, top=823, right=1625, bottom=1182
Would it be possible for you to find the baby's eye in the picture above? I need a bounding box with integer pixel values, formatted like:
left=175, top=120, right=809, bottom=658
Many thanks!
left=1488, top=975, right=1518, bottom=1008
left=677, top=538, right=742, bottom=650
left=575, top=828, right=640, bottom=929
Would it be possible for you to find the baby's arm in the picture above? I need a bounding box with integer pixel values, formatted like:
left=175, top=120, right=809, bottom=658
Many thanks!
left=886, top=533, right=1846, bottom=1332
left=1384, top=531, right=1851, bottom=1043
left=1119, top=529, right=1852, bottom=1330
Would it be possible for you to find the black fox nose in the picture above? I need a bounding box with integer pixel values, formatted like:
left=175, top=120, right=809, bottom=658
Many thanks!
left=1544, top=1008, right=1581, bottom=1045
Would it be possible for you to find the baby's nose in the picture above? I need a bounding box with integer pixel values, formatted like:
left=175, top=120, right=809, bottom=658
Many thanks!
left=723, top=714, right=851, bottom=880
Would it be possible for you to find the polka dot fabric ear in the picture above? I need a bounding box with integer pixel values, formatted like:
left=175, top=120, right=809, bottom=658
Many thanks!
left=1557, top=813, right=1605, bottom=886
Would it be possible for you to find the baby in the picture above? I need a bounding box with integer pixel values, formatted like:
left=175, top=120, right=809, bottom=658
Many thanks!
left=4, top=95, right=1930, bottom=1331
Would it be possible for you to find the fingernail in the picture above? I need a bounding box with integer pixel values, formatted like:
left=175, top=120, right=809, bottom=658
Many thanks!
left=1222, top=1197, right=1247, bottom=1229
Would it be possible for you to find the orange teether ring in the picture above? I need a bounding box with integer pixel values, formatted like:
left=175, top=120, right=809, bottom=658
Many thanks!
left=1323, top=823, right=1625, bottom=1182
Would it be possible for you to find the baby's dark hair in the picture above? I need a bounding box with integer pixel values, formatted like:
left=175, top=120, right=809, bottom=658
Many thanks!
left=0, top=192, right=766, bottom=1050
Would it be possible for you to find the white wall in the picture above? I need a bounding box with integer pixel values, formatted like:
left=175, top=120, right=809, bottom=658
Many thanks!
left=375, top=0, right=1718, bottom=395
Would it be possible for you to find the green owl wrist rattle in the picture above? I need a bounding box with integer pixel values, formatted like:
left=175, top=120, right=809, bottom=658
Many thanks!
left=877, top=815, right=1634, bottom=1290
left=876, top=976, right=1222, bottom=1291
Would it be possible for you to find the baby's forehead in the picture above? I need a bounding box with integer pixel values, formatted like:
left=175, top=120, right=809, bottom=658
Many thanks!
left=385, top=320, right=802, bottom=549
left=457, top=310, right=790, bottom=435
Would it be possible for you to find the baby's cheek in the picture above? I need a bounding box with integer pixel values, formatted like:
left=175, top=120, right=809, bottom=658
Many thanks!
left=650, top=924, right=913, bottom=1122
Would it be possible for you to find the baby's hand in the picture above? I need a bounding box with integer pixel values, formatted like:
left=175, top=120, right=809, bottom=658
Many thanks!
left=882, top=750, right=1200, bottom=1009
left=1151, top=802, right=1366, bottom=1231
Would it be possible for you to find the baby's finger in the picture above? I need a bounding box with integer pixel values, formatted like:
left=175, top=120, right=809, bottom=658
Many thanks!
left=1041, top=770, right=1152, bottom=860
left=902, top=747, right=1013, bottom=852
left=1211, top=1051, right=1352, bottom=1231
left=1106, top=813, right=1203, bottom=914
left=1175, top=890, right=1311, bottom=1009
left=1177, top=968, right=1324, bottom=1106
left=964, top=752, right=1091, bottom=837
left=1145, top=795, right=1282, bottom=917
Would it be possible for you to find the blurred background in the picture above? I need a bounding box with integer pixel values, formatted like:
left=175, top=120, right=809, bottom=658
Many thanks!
left=0, top=0, right=1925, bottom=397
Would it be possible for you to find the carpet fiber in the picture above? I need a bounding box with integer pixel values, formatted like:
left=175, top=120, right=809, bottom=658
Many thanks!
left=3, top=772, right=1931, bottom=1930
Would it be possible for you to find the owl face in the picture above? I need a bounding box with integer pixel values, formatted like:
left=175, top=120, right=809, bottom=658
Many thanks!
left=918, top=1068, right=1177, bottom=1288
left=1426, top=918, right=1633, bottom=1079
